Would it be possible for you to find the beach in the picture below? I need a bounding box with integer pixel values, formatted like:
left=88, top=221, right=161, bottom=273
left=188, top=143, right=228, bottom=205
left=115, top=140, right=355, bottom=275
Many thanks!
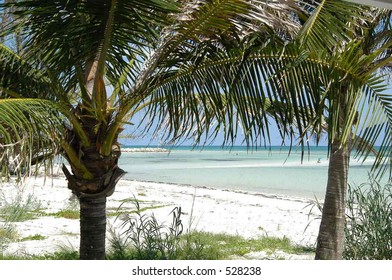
left=0, top=172, right=321, bottom=259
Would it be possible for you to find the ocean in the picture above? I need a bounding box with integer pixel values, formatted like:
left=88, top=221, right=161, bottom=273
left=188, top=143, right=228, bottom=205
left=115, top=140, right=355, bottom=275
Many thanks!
left=118, top=146, right=377, bottom=200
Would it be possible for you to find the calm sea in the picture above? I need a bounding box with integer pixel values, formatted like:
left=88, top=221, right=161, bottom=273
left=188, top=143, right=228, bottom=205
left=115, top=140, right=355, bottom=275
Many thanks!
left=118, top=146, right=377, bottom=200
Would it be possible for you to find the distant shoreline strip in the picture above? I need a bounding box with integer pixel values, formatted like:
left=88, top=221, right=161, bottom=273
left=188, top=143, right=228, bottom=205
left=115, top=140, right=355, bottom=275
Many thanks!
left=122, top=147, right=170, bottom=153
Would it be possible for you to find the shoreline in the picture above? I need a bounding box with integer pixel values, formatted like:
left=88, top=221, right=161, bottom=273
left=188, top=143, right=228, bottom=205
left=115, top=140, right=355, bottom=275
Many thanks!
left=122, top=178, right=319, bottom=204
left=0, top=175, right=321, bottom=258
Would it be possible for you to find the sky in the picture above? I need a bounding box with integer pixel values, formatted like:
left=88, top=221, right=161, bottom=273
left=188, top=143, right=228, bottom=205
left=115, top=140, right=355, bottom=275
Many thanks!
left=120, top=128, right=329, bottom=147
left=119, top=108, right=330, bottom=147
left=120, top=85, right=392, bottom=148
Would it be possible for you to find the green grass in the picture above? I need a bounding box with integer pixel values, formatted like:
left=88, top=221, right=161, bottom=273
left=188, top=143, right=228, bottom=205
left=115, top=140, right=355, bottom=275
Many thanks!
left=0, top=224, right=19, bottom=256
left=176, top=232, right=314, bottom=259
left=0, top=249, right=79, bottom=260
left=50, top=209, right=80, bottom=219
left=344, top=179, right=392, bottom=260
left=0, top=193, right=42, bottom=222
left=0, top=225, right=18, bottom=242
left=19, top=234, right=46, bottom=242
left=106, top=230, right=314, bottom=260
left=0, top=231, right=315, bottom=260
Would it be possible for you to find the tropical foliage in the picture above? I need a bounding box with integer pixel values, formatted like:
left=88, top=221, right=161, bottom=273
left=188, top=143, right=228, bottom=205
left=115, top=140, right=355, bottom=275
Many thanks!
left=344, top=178, right=392, bottom=260
left=296, top=3, right=392, bottom=259
left=1, top=0, right=391, bottom=260
left=0, top=0, right=305, bottom=259
left=0, top=98, right=63, bottom=180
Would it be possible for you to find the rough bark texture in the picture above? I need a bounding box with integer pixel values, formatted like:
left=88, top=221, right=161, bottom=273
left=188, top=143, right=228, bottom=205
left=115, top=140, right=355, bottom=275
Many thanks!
left=315, top=140, right=349, bottom=259
left=79, top=196, right=107, bottom=260
left=63, top=164, right=125, bottom=260
left=63, top=165, right=125, bottom=259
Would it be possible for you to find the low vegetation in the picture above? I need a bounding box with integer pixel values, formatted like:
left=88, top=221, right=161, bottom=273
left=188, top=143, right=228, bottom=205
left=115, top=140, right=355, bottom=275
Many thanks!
left=0, top=224, right=18, bottom=243
left=344, top=178, right=392, bottom=260
left=0, top=232, right=313, bottom=260
left=19, top=234, right=46, bottom=242
left=3, top=178, right=391, bottom=260
left=106, top=202, right=313, bottom=260
left=50, top=209, right=80, bottom=220
left=0, top=201, right=314, bottom=260
left=0, top=192, right=42, bottom=222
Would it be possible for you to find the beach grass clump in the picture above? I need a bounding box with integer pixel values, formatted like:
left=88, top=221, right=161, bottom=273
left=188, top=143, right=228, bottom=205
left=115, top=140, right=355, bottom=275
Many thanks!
left=0, top=225, right=18, bottom=241
left=0, top=223, right=18, bottom=256
left=105, top=200, right=312, bottom=260
left=39, top=245, right=79, bottom=260
left=0, top=249, right=79, bottom=260
left=0, top=224, right=18, bottom=243
left=107, top=201, right=216, bottom=260
left=51, top=209, right=80, bottom=219
left=108, top=201, right=184, bottom=260
left=344, top=178, right=392, bottom=260
left=177, top=232, right=313, bottom=259
left=0, top=192, right=42, bottom=222
left=20, top=234, right=46, bottom=242
left=41, top=251, right=79, bottom=260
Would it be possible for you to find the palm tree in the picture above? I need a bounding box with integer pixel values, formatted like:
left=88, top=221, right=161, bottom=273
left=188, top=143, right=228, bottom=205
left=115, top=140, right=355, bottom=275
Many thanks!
left=1, top=0, right=390, bottom=261
left=294, top=2, right=392, bottom=259
left=0, top=0, right=305, bottom=259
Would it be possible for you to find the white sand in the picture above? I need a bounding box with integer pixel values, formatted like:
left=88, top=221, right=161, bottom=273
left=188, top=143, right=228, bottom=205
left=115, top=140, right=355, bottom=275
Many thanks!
left=0, top=174, right=321, bottom=259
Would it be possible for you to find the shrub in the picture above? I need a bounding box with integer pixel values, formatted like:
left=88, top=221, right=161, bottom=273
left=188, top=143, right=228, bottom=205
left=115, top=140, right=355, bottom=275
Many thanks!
left=109, top=201, right=184, bottom=260
left=0, top=223, right=18, bottom=254
left=344, top=178, right=392, bottom=260
left=0, top=192, right=41, bottom=222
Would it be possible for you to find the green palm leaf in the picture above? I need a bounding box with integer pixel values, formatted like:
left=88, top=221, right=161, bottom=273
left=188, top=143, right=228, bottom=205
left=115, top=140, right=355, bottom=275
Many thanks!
left=298, top=0, right=365, bottom=50
left=0, top=98, right=64, bottom=180
left=0, top=44, right=57, bottom=99
left=139, top=34, right=392, bottom=179
left=3, top=0, right=178, bottom=93
left=100, top=0, right=302, bottom=153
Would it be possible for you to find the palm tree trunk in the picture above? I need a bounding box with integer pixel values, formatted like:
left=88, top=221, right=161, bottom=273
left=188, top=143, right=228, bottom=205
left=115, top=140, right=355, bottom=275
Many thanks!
left=79, top=196, right=107, bottom=260
left=315, top=140, right=350, bottom=259
left=62, top=158, right=125, bottom=260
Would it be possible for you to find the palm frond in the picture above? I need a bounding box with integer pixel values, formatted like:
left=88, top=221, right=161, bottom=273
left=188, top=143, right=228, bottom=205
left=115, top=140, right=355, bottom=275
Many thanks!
left=354, top=86, right=392, bottom=179
left=0, top=43, right=57, bottom=99
left=137, top=42, right=315, bottom=147
left=101, top=0, right=302, bottom=152
left=0, top=98, right=64, bottom=180
left=297, top=0, right=367, bottom=50
left=302, top=40, right=392, bottom=180
left=1, top=0, right=178, bottom=92
left=137, top=34, right=391, bottom=180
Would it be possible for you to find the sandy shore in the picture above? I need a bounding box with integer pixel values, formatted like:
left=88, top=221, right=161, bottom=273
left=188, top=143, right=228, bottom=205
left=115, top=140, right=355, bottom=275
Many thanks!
left=0, top=174, right=321, bottom=259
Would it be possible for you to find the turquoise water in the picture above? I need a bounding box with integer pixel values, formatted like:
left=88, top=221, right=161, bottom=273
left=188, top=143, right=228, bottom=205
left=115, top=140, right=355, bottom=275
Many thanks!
left=118, top=146, right=376, bottom=199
